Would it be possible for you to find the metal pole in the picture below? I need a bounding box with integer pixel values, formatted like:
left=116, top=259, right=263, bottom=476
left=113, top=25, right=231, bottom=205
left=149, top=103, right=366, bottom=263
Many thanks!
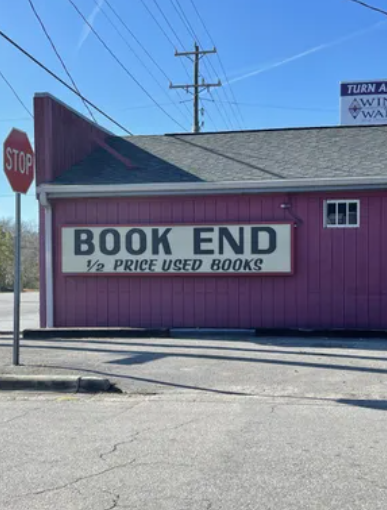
left=13, top=192, right=21, bottom=366
left=193, top=42, right=199, bottom=133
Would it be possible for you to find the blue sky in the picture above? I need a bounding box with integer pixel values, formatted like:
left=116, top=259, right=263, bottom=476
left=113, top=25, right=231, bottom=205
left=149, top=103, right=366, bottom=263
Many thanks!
left=1, top=0, right=387, bottom=223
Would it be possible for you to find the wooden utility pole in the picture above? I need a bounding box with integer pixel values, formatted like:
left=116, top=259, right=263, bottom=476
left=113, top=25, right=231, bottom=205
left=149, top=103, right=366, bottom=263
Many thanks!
left=170, top=43, right=221, bottom=133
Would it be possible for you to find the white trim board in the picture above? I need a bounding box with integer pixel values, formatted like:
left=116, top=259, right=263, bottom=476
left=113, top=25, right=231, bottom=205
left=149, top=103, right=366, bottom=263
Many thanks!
left=37, top=176, right=387, bottom=199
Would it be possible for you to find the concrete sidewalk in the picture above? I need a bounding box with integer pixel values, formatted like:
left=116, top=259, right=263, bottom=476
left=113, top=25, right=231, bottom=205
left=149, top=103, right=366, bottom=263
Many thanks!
left=0, top=334, right=386, bottom=398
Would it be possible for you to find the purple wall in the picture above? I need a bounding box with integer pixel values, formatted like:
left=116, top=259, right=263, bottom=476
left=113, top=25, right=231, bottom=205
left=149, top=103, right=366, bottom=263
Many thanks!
left=46, top=190, right=387, bottom=330
left=34, top=94, right=109, bottom=327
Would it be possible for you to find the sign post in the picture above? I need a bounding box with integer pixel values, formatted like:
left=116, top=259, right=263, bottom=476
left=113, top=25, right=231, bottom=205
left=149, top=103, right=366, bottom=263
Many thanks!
left=13, top=193, right=21, bottom=365
left=3, top=128, right=35, bottom=366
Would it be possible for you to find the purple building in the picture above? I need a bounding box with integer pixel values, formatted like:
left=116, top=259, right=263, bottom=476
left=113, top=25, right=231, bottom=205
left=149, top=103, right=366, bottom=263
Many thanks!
left=35, top=93, right=387, bottom=330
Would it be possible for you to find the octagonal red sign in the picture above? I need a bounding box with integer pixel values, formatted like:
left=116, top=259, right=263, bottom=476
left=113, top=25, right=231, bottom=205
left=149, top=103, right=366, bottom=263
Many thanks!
left=3, top=128, right=35, bottom=194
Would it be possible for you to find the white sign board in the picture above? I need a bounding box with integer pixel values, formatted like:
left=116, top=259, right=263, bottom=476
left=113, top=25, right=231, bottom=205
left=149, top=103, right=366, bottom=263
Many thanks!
left=62, top=224, right=294, bottom=275
left=340, top=80, right=387, bottom=125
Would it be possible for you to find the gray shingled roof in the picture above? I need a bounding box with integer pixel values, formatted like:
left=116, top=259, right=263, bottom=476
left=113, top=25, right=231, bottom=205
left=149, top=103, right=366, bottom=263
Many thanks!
left=54, top=125, right=387, bottom=185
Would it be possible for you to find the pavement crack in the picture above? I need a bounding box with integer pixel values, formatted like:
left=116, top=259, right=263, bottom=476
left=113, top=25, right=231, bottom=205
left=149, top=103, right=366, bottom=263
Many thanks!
left=1, top=408, right=39, bottom=425
left=162, top=417, right=198, bottom=433
left=19, top=459, right=136, bottom=499
left=99, top=433, right=140, bottom=461
left=104, top=491, right=120, bottom=510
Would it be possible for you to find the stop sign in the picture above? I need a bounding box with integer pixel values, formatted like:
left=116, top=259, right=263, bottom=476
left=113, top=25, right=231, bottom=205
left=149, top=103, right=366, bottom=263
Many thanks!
left=3, top=128, right=35, bottom=194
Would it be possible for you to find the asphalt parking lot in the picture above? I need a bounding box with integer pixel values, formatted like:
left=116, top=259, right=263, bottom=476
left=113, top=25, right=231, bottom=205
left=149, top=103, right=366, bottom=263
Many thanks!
left=0, top=331, right=386, bottom=398
left=1, top=333, right=387, bottom=510
left=1, top=292, right=387, bottom=509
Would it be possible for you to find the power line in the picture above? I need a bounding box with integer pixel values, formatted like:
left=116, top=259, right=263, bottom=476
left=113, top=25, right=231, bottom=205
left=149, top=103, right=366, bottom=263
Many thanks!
left=67, top=0, right=187, bottom=131
left=104, top=0, right=173, bottom=84
left=0, top=28, right=133, bottom=134
left=121, top=99, right=336, bottom=114
left=151, top=0, right=195, bottom=80
left=347, top=0, right=387, bottom=16
left=27, top=0, right=97, bottom=123
left=0, top=70, right=33, bottom=118
left=208, top=88, right=232, bottom=130
left=97, top=0, right=191, bottom=123
left=139, top=0, right=177, bottom=49
left=200, top=98, right=218, bottom=131
left=172, top=0, right=239, bottom=129
left=170, top=0, right=239, bottom=130
left=170, top=0, right=196, bottom=40
left=138, top=0, right=191, bottom=82
left=119, top=100, right=188, bottom=111
left=188, top=0, right=245, bottom=128
left=152, top=0, right=186, bottom=50
left=0, top=117, right=32, bottom=122
left=206, top=98, right=337, bottom=113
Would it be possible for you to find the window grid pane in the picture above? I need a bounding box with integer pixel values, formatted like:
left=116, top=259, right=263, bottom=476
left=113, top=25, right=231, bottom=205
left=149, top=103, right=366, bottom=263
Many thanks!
left=327, top=203, right=337, bottom=225
left=325, top=200, right=359, bottom=228
left=338, top=203, right=346, bottom=225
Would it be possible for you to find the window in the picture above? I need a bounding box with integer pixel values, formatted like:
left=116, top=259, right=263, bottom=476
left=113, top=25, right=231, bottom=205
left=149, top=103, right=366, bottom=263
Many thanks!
left=324, top=200, right=360, bottom=228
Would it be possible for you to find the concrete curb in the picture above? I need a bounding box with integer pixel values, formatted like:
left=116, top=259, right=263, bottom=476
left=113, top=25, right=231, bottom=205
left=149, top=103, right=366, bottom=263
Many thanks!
left=171, top=328, right=255, bottom=337
left=255, top=328, right=387, bottom=339
left=0, top=375, right=111, bottom=393
left=21, top=327, right=387, bottom=341
left=23, top=328, right=170, bottom=340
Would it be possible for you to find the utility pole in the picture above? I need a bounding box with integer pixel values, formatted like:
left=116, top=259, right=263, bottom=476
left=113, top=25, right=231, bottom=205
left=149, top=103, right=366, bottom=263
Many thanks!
left=170, top=43, right=221, bottom=133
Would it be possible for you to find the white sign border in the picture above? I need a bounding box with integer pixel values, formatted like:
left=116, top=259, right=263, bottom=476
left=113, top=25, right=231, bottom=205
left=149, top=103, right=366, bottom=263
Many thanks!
left=60, top=222, right=295, bottom=277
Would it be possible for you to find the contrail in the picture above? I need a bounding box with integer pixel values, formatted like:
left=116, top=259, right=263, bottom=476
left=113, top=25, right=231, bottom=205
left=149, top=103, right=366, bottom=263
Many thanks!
left=77, top=0, right=105, bottom=50
left=227, top=20, right=387, bottom=85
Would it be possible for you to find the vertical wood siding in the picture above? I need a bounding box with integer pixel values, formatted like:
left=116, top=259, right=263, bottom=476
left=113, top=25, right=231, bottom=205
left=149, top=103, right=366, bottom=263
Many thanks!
left=34, top=95, right=108, bottom=186
left=46, top=190, right=387, bottom=329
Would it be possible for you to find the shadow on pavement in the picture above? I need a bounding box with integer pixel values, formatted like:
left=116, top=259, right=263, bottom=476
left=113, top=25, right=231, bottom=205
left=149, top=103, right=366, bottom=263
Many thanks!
left=13, top=337, right=387, bottom=362
left=24, top=363, right=387, bottom=410
left=336, top=399, right=387, bottom=411
left=1, top=341, right=387, bottom=374
left=30, top=364, right=251, bottom=396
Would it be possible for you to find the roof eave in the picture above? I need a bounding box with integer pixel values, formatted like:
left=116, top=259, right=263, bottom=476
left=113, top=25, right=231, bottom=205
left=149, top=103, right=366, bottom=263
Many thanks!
left=36, top=177, right=387, bottom=200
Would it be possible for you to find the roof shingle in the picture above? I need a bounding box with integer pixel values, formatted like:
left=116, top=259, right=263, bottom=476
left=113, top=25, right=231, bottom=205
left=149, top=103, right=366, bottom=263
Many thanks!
left=53, top=125, right=387, bottom=185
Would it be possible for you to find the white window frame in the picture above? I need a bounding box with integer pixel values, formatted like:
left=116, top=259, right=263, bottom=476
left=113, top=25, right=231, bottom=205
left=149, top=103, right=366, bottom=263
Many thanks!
left=323, top=199, right=360, bottom=228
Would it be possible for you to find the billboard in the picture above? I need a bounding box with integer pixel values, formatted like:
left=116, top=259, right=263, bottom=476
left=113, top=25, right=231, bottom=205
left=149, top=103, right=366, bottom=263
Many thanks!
left=340, top=80, right=387, bottom=125
left=61, top=223, right=294, bottom=275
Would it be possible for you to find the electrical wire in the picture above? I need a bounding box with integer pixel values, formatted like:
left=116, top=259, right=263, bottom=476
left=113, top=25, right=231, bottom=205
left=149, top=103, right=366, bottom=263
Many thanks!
left=0, top=117, right=32, bottom=122
left=172, top=0, right=238, bottom=129
left=170, top=0, right=196, bottom=41
left=0, top=28, right=133, bottom=134
left=347, top=0, right=387, bottom=16
left=189, top=0, right=245, bottom=128
left=152, top=0, right=186, bottom=50
left=137, top=0, right=192, bottom=84
left=139, top=0, right=176, bottom=49
left=67, top=0, right=187, bottom=131
left=120, top=99, right=337, bottom=114
left=0, top=70, right=33, bottom=118
left=27, top=0, right=97, bottom=123
left=208, top=88, right=232, bottom=130
left=147, top=0, right=192, bottom=80
left=200, top=98, right=218, bottom=131
left=170, top=0, right=238, bottom=130
left=97, top=0, right=191, bottom=123
left=205, top=99, right=337, bottom=113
